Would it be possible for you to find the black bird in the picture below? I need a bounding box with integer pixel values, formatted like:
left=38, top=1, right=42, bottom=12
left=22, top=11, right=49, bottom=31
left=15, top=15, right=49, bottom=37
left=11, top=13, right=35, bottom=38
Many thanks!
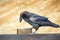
left=19, top=11, right=60, bottom=33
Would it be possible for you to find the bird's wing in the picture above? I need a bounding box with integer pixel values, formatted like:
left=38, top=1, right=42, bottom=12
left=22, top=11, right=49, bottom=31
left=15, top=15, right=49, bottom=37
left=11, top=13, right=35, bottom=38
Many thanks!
left=29, top=13, right=48, bottom=20
left=29, top=13, right=48, bottom=21
left=35, top=16, right=48, bottom=21
left=29, top=14, right=49, bottom=24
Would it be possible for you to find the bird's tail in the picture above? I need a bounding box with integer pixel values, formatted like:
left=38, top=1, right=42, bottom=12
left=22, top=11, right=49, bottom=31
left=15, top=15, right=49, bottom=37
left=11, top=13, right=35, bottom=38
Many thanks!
left=49, top=22, right=60, bottom=28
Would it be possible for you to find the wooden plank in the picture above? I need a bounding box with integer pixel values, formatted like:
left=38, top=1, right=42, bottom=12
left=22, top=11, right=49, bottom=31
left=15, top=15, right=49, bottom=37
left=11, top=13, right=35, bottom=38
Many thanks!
left=0, top=34, right=60, bottom=40
left=17, top=28, right=32, bottom=34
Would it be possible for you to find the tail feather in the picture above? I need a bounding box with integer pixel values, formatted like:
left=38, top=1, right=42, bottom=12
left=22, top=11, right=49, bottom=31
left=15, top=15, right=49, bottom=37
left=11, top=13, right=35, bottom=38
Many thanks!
left=49, top=22, right=60, bottom=28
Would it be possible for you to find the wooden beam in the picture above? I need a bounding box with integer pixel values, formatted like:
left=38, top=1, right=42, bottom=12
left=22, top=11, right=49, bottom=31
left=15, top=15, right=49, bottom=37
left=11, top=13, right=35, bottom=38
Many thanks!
left=0, top=34, right=60, bottom=40
left=17, top=28, right=32, bottom=34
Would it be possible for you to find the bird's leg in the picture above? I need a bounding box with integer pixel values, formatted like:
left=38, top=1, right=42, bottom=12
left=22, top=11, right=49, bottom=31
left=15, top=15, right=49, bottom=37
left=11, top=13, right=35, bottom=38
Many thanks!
left=32, top=27, right=39, bottom=34
left=32, top=30, right=37, bottom=34
left=30, top=27, right=36, bottom=34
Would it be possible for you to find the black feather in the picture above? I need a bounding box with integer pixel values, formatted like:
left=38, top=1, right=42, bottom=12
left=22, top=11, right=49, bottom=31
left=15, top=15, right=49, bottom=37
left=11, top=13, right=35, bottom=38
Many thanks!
left=19, top=11, right=60, bottom=32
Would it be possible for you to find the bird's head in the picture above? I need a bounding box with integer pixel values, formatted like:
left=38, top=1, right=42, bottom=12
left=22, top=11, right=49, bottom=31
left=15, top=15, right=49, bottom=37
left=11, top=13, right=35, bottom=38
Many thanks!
left=19, top=11, right=29, bottom=22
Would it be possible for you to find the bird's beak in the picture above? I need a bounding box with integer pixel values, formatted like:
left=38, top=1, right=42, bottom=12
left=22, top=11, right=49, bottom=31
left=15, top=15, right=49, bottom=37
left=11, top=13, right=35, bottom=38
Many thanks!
left=19, top=16, right=22, bottom=22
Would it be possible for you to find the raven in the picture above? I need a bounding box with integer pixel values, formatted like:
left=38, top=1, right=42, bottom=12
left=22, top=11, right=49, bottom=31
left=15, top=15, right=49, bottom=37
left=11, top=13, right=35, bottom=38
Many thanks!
left=19, top=11, right=60, bottom=33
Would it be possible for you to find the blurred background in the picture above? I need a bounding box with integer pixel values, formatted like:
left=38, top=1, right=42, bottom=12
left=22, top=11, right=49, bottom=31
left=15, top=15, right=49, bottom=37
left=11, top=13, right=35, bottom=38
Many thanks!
left=0, top=0, right=60, bottom=34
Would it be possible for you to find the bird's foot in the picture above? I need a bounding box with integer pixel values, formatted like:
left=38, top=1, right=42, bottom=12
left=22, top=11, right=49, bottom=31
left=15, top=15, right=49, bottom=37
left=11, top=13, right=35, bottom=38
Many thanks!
left=31, top=31, right=37, bottom=34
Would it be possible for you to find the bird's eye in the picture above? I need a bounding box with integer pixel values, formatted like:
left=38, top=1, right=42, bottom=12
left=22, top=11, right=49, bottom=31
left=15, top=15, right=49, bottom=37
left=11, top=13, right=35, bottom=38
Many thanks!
left=22, top=14, right=27, bottom=18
